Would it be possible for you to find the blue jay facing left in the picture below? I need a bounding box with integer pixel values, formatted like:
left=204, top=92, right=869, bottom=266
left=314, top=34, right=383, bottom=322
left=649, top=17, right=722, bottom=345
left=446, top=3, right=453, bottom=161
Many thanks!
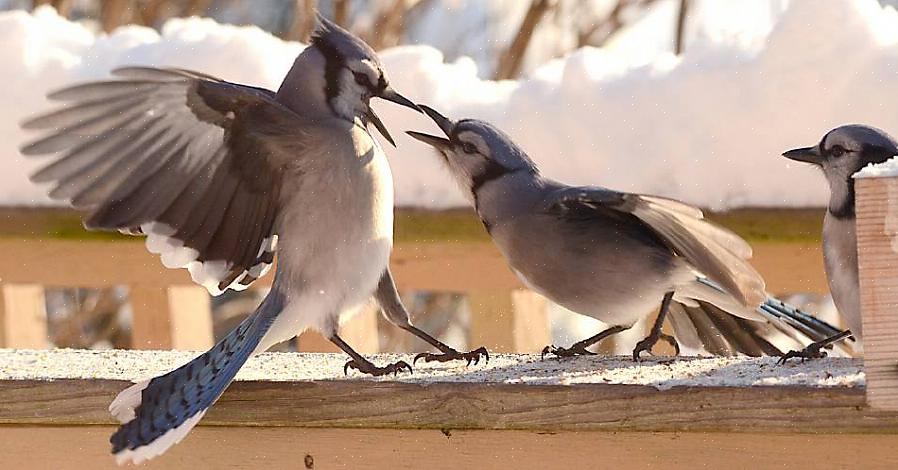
left=407, top=107, right=846, bottom=360
left=20, top=17, right=486, bottom=464
left=779, top=124, right=898, bottom=361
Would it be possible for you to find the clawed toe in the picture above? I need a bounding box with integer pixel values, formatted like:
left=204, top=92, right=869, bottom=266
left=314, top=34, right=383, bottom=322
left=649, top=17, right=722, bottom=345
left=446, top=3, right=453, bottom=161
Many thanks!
left=777, top=345, right=826, bottom=365
left=541, top=344, right=595, bottom=359
left=344, top=359, right=413, bottom=376
left=413, top=346, right=490, bottom=366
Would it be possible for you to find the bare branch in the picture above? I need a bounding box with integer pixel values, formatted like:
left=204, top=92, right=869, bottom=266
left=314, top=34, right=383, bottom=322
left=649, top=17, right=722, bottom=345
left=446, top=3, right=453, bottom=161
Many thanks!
left=33, top=0, right=72, bottom=16
left=99, top=0, right=132, bottom=33
left=287, top=0, right=317, bottom=42
left=334, top=0, right=349, bottom=28
left=674, top=0, right=690, bottom=54
left=494, top=0, right=556, bottom=80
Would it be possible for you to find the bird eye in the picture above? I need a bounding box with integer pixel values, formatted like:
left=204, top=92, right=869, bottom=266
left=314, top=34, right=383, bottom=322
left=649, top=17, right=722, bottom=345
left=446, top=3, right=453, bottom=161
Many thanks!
left=830, top=145, right=848, bottom=157
left=353, top=72, right=371, bottom=88
left=461, top=142, right=478, bottom=154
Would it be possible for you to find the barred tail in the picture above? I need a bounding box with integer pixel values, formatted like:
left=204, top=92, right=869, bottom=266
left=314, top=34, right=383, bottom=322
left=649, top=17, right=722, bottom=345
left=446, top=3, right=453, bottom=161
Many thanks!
left=109, top=290, right=285, bottom=464
left=669, top=277, right=849, bottom=356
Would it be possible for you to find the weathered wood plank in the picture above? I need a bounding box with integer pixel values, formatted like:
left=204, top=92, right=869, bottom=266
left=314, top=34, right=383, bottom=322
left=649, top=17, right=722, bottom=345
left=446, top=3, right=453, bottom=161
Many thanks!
left=856, top=177, right=898, bottom=411
left=0, top=350, right=886, bottom=433
left=3, top=426, right=898, bottom=470
left=1, top=378, right=894, bottom=433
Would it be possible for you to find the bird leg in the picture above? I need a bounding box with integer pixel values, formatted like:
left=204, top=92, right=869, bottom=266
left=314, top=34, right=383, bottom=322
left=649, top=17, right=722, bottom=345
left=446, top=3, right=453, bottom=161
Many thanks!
left=777, top=330, right=854, bottom=365
left=633, top=292, right=679, bottom=361
left=375, top=269, right=489, bottom=366
left=542, top=325, right=631, bottom=359
left=405, top=324, right=490, bottom=366
left=331, top=334, right=413, bottom=376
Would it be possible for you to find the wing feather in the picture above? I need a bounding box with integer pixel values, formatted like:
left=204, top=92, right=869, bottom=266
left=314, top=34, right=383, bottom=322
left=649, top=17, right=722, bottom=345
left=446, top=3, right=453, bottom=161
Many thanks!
left=21, top=67, right=302, bottom=295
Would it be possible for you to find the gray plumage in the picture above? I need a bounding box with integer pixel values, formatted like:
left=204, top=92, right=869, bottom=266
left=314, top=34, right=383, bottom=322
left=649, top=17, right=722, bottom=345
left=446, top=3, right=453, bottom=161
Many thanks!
left=408, top=107, right=845, bottom=358
left=20, top=16, right=483, bottom=464
left=783, top=124, right=898, bottom=344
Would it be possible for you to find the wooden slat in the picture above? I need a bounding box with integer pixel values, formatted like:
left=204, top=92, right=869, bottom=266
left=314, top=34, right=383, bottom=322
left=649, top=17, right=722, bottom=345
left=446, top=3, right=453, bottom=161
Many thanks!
left=0, top=240, right=827, bottom=294
left=0, top=377, right=896, bottom=432
left=0, top=284, right=47, bottom=348
left=511, top=290, right=550, bottom=353
left=166, top=286, right=214, bottom=350
left=466, top=291, right=516, bottom=352
left=856, top=177, right=898, bottom=410
left=3, top=426, right=898, bottom=470
left=127, top=286, right=173, bottom=350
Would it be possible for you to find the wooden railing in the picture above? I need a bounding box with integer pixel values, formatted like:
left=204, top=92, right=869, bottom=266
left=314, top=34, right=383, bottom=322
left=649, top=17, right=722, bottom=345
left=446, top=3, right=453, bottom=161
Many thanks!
left=0, top=239, right=829, bottom=353
left=1, top=350, right=896, bottom=469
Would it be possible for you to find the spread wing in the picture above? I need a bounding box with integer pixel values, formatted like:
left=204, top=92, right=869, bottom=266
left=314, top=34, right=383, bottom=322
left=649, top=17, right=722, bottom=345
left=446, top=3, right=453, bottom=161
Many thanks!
left=542, top=186, right=766, bottom=307
left=21, top=67, right=304, bottom=295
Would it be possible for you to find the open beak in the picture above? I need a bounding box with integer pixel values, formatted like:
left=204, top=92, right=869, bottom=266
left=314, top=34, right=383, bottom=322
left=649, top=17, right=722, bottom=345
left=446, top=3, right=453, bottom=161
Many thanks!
left=368, top=87, right=422, bottom=147
left=405, top=104, right=454, bottom=150
left=782, top=146, right=824, bottom=165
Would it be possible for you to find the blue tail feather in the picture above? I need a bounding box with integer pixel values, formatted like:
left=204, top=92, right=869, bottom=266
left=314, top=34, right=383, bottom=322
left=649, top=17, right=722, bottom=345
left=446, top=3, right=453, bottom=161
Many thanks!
left=110, top=290, right=284, bottom=461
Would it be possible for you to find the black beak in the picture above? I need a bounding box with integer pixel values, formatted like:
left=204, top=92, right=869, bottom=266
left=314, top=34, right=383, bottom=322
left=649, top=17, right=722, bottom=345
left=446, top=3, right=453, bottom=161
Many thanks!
left=368, top=87, right=421, bottom=147
left=406, top=130, right=452, bottom=149
left=405, top=104, right=455, bottom=150
left=420, top=105, right=454, bottom=136
left=377, top=87, right=422, bottom=113
left=782, top=146, right=824, bottom=165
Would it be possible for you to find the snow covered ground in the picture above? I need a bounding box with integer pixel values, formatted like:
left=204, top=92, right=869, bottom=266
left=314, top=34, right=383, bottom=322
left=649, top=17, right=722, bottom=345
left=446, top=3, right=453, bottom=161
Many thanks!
left=3, top=0, right=898, bottom=209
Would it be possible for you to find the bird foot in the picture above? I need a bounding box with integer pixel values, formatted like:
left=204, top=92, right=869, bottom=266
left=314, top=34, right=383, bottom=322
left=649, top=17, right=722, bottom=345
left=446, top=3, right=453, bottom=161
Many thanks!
left=344, top=358, right=413, bottom=376
left=777, top=343, right=827, bottom=365
left=413, top=347, right=490, bottom=366
left=541, top=344, right=596, bottom=359
left=632, top=333, right=679, bottom=361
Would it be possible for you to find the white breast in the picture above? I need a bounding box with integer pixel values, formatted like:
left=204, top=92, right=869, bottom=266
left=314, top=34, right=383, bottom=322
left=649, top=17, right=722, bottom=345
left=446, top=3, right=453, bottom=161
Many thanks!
left=258, top=123, right=394, bottom=349
left=822, top=213, right=862, bottom=337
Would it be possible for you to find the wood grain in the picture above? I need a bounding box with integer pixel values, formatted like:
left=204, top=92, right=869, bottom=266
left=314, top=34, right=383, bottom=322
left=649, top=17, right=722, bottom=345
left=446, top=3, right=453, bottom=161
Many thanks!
left=3, top=426, right=898, bottom=470
left=856, top=178, right=898, bottom=410
left=0, top=377, right=895, bottom=433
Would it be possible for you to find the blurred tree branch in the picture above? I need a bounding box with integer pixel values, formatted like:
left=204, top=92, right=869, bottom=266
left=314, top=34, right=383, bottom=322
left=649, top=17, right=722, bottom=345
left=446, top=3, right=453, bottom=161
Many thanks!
left=494, top=0, right=557, bottom=80
left=100, top=0, right=131, bottom=33
left=33, top=0, right=72, bottom=16
left=674, top=0, right=689, bottom=54
left=287, top=0, right=317, bottom=42
left=333, top=0, right=348, bottom=28
left=577, top=0, right=658, bottom=48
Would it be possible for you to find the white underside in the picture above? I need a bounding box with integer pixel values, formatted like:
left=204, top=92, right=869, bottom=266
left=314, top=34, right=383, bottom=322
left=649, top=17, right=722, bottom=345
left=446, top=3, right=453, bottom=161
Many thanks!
left=142, top=222, right=276, bottom=296
left=114, top=411, right=206, bottom=465
left=109, top=378, right=151, bottom=424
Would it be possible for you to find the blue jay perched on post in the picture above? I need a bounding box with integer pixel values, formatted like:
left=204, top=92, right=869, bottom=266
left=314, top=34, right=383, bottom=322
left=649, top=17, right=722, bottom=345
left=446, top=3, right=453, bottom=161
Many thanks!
left=407, top=107, right=846, bottom=360
left=20, top=17, right=486, bottom=464
left=780, top=124, right=898, bottom=361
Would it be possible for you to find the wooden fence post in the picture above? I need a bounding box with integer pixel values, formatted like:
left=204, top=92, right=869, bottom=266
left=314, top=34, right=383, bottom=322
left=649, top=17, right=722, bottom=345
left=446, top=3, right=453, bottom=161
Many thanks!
left=0, top=284, right=48, bottom=348
left=167, top=286, right=214, bottom=351
left=856, top=176, right=898, bottom=410
left=468, top=289, right=550, bottom=353
left=128, top=286, right=214, bottom=351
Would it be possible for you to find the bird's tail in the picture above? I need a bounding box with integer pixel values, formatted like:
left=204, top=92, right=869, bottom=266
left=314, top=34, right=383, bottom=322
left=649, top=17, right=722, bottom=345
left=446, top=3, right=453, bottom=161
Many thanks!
left=109, top=290, right=285, bottom=464
left=669, top=278, right=849, bottom=356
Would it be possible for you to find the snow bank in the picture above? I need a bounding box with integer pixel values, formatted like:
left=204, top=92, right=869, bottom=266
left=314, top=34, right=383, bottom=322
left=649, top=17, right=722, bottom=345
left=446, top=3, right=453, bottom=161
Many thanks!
left=4, top=1, right=898, bottom=209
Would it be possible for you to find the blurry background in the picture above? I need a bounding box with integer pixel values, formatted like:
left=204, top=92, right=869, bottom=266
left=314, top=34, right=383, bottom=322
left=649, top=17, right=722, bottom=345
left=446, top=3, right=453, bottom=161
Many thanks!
left=1, top=0, right=893, bottom=356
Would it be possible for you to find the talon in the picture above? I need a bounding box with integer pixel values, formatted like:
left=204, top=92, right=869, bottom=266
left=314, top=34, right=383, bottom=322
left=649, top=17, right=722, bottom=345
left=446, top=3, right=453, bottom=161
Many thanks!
left=413, top=353, right=430, bottom=365
left=778, top=343, right=826, bottom=365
